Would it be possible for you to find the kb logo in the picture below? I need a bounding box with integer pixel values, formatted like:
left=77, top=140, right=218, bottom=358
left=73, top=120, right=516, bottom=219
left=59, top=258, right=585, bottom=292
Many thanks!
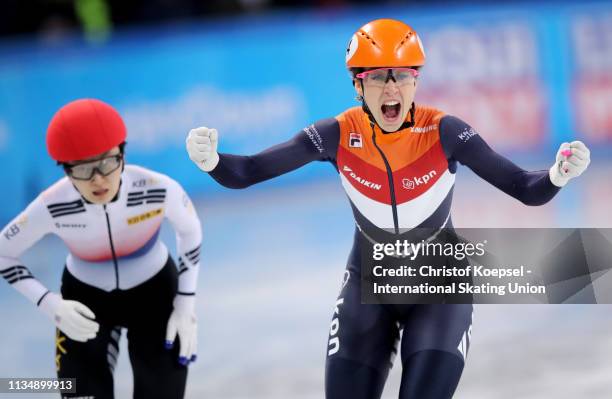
left=3, top=215, right=27, bottom=240
left=3, top=224, right=20, bottom=240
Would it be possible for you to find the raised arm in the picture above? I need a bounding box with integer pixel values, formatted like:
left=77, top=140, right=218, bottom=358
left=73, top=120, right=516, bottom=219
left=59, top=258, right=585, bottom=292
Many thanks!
left=439, top=116, right=590, bottom=206
left=186, top=118, right=339, bottom=189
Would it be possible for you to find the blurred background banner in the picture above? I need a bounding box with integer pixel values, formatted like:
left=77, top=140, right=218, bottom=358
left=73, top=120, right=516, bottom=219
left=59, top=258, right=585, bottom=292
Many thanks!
left=572, top=11, right=612, bottom=143
left=1, top=1, right=612, bottom=224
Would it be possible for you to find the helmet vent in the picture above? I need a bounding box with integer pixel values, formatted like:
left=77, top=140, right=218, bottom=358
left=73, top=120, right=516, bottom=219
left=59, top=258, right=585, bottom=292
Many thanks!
left=398, top=32, right=413, bottom=48
left=359, top=31, right=379, bottom=48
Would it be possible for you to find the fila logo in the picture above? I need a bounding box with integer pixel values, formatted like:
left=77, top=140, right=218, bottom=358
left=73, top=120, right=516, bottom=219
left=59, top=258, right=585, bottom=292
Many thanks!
left=402, top=170, right=437, bottom=190
left=349, top=133, right=362, bottom=148
left=343, top=166, right=382, bottom=190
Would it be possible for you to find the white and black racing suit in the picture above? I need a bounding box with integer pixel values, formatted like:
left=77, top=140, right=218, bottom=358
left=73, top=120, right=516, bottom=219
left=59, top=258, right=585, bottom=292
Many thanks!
left=0, top=164, right=202, bottom=399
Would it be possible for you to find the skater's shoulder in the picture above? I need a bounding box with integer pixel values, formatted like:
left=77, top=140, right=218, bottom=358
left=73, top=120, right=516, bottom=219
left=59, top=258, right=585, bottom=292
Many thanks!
left=123, top=164, right=181, bottom=191
left=40, top=176, right=80, bottom=205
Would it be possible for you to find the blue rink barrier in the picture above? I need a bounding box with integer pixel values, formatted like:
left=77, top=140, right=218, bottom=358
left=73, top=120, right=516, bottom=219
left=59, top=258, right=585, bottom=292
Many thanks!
left=0, top=0, right=611, bottom=223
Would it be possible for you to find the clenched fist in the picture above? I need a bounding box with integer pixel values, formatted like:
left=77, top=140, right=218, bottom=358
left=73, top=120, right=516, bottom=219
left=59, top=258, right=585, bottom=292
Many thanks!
left=186, top=127, right=220, bottom=172
left=549, top=141, right=591, bottom=187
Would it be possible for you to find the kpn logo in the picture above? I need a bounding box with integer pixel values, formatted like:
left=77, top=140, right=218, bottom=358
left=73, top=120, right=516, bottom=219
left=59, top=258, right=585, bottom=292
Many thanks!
left=402, top=170, right=437, bottom=190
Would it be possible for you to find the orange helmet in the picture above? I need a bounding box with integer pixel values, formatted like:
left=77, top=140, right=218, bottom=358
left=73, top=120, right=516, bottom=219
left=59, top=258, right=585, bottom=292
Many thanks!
left=346, top=19, right=425, bottom=68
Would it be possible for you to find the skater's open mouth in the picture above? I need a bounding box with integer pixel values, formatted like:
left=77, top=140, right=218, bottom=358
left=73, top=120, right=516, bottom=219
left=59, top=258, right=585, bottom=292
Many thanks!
left=381, top=100, right=401, bottom=121
left=92, top=188, right=109, bottom=197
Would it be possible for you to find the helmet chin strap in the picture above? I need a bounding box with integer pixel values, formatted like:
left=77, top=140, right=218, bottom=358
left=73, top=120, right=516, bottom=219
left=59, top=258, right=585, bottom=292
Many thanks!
left=359, top=80, right=415, bottom=133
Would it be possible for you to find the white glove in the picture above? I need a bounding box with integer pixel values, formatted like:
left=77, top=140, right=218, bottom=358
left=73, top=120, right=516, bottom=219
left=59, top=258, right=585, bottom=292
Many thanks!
left=549, top=141, right=591, bottom=187
left=39, top=292, right=99, bottom=342
left=165, top=295, right=198, bottom=366
left=186, top=127, right=219, bottom=172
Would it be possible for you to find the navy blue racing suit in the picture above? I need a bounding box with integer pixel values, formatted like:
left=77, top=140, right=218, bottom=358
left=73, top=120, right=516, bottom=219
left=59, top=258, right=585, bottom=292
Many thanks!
left=207, top=105, right=560, bottom=398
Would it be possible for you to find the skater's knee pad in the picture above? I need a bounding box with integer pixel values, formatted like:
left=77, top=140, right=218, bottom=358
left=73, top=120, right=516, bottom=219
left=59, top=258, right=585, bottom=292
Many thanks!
left=399, top=350, right=464, bottom=399
left=326, top=357, right=388, bottom=399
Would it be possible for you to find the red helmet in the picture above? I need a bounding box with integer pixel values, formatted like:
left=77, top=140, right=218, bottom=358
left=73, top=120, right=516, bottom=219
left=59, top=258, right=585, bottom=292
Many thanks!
left=46, top=99, right=126, bottom=162
left=346, top=19, right=426, bottom=68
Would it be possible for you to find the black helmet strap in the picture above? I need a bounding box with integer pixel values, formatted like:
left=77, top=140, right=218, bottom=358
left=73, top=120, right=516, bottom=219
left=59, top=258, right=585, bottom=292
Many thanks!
left=358, top=79, right=415, bottom=134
